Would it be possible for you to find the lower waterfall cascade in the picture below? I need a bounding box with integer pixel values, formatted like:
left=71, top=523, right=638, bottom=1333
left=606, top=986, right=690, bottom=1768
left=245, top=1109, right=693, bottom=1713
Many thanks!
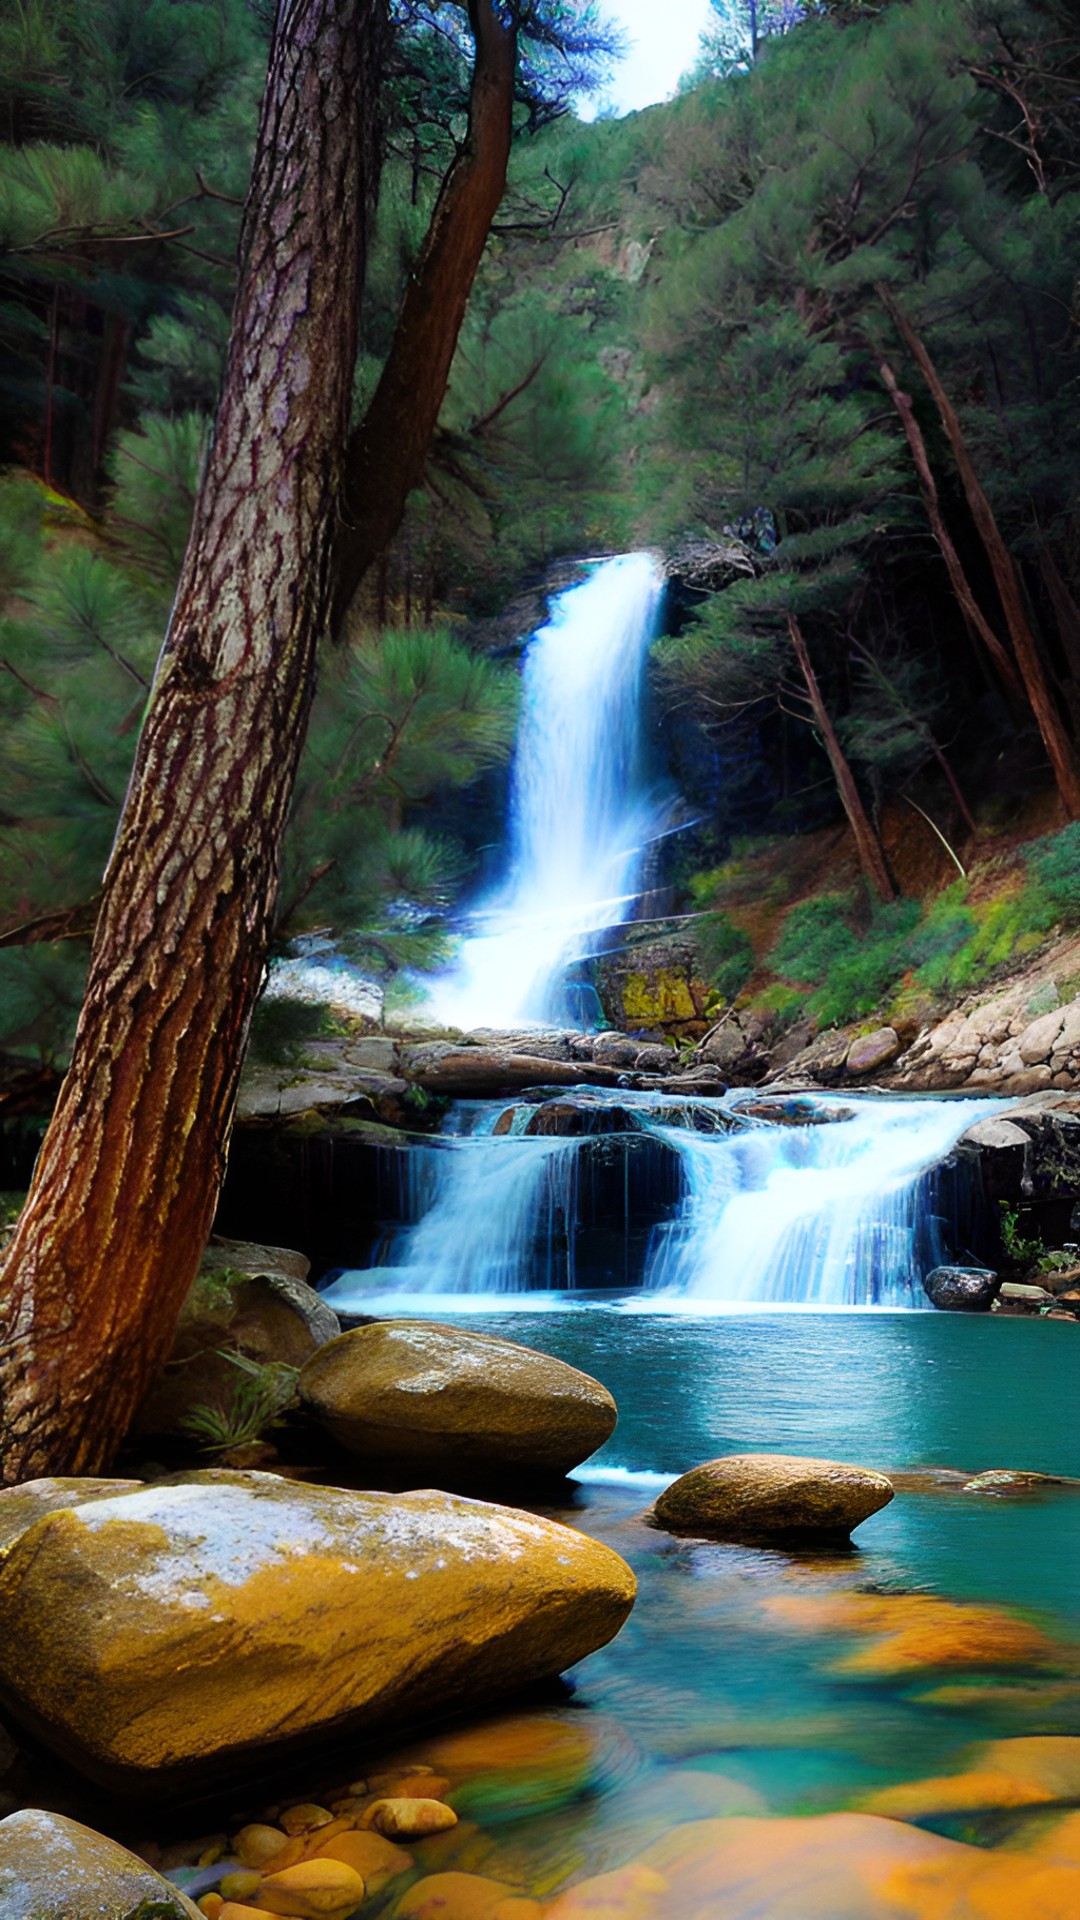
left=320, top=1089, right=1004, bottom=1312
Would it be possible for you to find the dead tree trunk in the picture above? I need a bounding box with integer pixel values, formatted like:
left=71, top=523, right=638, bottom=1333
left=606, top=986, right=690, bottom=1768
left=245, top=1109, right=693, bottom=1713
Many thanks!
left=332, top=0, right=516, bottom=625
left=0, top=0, right=382, bottom=1482
left=878, top=284, right=1080, bottom=819
left=787, top=613, right=895, bottom=903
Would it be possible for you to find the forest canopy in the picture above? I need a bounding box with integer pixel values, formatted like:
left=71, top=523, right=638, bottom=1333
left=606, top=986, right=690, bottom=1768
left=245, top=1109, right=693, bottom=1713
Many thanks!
left=2, top=0, right=1080, bottom=1057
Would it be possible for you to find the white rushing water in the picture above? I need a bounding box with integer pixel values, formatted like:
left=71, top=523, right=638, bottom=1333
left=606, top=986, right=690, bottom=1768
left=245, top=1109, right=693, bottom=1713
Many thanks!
left=320, top=1091, right=1004, bottom=1311
left=643, top=1094, right=1001, bottom=1306
left=426, top=552, right=666, bottom=1029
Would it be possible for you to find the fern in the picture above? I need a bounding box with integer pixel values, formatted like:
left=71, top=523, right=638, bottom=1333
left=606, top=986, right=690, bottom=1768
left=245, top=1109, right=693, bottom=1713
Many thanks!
left=178, top=1354, right=299, bottom=1451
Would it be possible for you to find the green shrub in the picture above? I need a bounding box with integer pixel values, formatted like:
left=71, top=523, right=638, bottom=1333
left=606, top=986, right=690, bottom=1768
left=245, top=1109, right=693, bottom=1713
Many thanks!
left=248, top=995, right=338, bottom=1066
left=769, top=893, right=921, bottom=1027
left=768, top=893, right=859, bottom=984
left=1025, top=823, right=1080, bottom=924
left=694, top=911, right=754, bottom=1001
left=907, top=882, right=977, bottom=992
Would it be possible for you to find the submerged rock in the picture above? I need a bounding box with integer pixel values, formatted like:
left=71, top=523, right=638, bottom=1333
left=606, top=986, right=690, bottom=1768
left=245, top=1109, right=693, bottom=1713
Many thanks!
left=0, top=1809, right=200, bottom=1918
left=541, top=1808, right=1080, bottom=1920
left=0, top=1472, right=635, bottom=1789
left=298, top=1321, right=617, bottom=1475
left=922, top=1265, right=1001, bottom=1312
left=962, top=1469, right=1066, bottom=1493
left=652, top=1453, right=893, bottom=1540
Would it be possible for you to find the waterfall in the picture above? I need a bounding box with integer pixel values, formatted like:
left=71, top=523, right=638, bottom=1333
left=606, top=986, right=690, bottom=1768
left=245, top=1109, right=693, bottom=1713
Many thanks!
left=642, top=1095, right=1000, bottom=1306
left=320, top=1090, right=1003, bottom=1312
left=427, top=552, right=666, bottom=1029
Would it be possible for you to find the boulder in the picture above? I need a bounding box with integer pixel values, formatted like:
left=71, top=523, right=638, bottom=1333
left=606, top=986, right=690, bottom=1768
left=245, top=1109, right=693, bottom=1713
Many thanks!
left=0, top=1478, right=142, bottom=1556
left=662, top=1067, right=728, bottom=1094
left=845, top=1027, right=901, bottom=1077
left=591, top=1032, right=640, bottom=1068
left=652, top=1453, right=894, bottom=1540
left=0, top=1809, right=200, bottom=1919
left=399, top=1047, right=626, bottom=1095
left=997, top=1280, right=1057, bottom=1310
left=132, top=1257, right=339, bottom=1438
left=0, top=1472, right=635, bottom=1790
left=298, top=1322, right=617, bottom=1475
left=1019, top=1007, right=1067, bottom=1065
left=236, top=1069, right=361, bottom=1120
left=922, top=1266, right=1001, bottom=1313
left=634, top=1044, right=675, bottom=1074
left=202, top=1235, right=311, bottom=1285
left=523, top=1100, right=642, bottom=1138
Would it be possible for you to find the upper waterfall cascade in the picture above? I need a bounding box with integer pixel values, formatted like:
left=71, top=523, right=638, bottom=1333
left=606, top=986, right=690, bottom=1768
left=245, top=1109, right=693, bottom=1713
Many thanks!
left=427, top=552, right=666, bottom=1030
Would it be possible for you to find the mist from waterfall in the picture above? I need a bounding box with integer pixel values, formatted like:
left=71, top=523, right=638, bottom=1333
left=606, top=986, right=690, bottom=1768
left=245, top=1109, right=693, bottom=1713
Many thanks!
left=427, top=552, right=666, bottom=1029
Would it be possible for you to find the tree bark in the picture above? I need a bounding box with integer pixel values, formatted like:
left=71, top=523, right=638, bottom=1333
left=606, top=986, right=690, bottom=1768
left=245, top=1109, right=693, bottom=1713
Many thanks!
left=878, top=284, right=1080, bottom=819
left=0, top=0, right=381, bottom=1481
left=877, top=355, right=1024, bottom=708
left=1036, top=536, right=1080, bottom=734
left=332, top=0, right=516, bottom=627
left=787, top=613, right=895, bottom=903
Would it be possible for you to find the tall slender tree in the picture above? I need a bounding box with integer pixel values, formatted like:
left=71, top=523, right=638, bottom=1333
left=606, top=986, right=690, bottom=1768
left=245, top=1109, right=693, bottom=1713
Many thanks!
left=0, top=0, right=384, bottom=1481
left=0, top=0, right=614, bottom=1482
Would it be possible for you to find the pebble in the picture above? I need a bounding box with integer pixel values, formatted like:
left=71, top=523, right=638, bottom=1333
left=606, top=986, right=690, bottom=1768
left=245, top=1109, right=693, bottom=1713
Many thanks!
left=362, top=1796, right=459, bottom=1838
left=256, top=1857, right=367, bottom=1918
left=281, top=1803, right=336, bottom=1836
left=233, top=1824, right=290, bottom=1869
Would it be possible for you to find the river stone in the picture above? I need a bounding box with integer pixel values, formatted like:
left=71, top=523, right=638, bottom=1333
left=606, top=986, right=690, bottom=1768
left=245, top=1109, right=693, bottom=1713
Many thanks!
left=653, top=1453, right=894, bottom=1540
left=298, top=1321, right=617, bottom=1474
left=0, top=1809, right=201, bottom=1918
left=922, top=1266, right=1001, bottom=1312
left=0, top=1472, right=635, bottom=1790
left=845, top=1028, right=901, bottom=1076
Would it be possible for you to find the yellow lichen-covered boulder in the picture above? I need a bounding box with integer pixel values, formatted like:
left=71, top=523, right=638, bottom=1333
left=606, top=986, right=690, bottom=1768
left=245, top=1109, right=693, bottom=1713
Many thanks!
left=0, top=1478, right=142, bottom=1556
left=0, top=1471, right=635, bottom=1790
left=0, top=1808, right=201, bottom=1919
left=652, top=1453, right=893, bottom=1540
left=298, top=1322, right=617, bottom=1475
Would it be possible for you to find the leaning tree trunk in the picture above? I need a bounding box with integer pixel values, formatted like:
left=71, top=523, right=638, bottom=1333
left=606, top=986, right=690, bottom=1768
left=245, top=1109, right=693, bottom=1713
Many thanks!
left=332, top=0, right=516, bottom=625
left=878, top=285, right=1080, bottom=820
left=878, top=355, right=1023, bottom=709
left=0, top=0, right=382, bottom=1482
left=787, top=613, right=895, bottom=904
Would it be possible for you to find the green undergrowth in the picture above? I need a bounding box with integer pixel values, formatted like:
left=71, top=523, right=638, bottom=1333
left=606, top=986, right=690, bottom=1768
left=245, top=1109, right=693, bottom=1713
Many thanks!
left=178, top=1353, right=299, bottom=1453
left=247, top=996, right=344, bottom=1066
left=691, top=822, right=1080, bottom=1031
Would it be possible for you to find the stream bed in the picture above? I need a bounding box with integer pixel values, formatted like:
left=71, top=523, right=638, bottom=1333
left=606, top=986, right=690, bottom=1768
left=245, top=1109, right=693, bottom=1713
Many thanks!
left=271, top=1307, right=1080, bottom=1916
